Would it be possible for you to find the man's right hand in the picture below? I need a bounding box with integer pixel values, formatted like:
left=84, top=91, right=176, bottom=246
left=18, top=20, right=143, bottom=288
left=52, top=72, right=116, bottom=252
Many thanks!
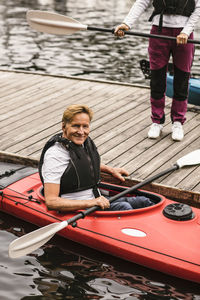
left=114, top=23, right=130, bottom=37
left=94, top=196, right=110, bottom=210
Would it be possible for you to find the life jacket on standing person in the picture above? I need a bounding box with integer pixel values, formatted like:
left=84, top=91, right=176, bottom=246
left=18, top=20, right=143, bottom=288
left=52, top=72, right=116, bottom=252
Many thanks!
left=149, top=0, right=195, bottom=32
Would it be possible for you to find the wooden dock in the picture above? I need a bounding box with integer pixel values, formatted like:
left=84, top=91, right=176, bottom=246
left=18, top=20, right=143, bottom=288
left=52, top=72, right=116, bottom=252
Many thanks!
left=0, top=70, right=200, bottom=206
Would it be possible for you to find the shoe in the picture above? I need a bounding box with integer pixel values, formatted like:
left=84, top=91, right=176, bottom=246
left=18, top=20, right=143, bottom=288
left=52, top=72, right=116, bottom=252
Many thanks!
left=172, top=122, right=184, bottom=141
left=148, top=123, right=163, bottom=139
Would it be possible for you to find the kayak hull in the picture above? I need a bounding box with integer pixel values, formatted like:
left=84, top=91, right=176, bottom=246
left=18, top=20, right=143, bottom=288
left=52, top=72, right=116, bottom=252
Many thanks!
left=1, top=167, right=200, bottom=284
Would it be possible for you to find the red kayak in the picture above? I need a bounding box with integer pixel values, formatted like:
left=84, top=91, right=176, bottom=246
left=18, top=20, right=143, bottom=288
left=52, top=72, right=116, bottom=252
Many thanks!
left=0, top=154, right=200, bottom=283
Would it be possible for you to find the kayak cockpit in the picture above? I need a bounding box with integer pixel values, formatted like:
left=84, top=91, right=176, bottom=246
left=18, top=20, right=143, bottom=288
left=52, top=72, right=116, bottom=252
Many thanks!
left=36, top=180, right=165, bottom=217
left=99, top=182, right=162, bottom=204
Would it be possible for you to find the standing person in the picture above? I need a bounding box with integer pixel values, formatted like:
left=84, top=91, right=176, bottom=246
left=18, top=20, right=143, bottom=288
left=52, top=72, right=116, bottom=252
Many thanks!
left=115, top=0, right=200, bottom=141
left=39, top=104, right=153, bottom=212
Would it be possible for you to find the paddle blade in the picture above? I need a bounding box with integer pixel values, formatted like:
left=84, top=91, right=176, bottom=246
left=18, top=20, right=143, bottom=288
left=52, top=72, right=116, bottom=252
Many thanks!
left=176, top=149, right=200, bottom=168
left=26, top=10, right=87, bottom=35
left=9, top=220, right=68, bottom=258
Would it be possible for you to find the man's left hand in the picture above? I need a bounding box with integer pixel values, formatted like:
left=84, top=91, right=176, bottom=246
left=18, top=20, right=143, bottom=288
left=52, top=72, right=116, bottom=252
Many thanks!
left=110, top=167, right=129, bottom=182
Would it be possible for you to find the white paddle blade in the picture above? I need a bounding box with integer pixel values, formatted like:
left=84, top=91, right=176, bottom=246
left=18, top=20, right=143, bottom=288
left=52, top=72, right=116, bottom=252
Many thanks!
left=26, top=10, right=87, bottom=35
left=9, top=220, right=68, bottom=258
left=176, top=149, right=200, bottom=168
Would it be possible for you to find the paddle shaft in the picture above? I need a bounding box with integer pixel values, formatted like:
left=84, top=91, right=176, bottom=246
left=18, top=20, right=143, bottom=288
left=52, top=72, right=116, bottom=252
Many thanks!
left=87, top=26, right=200, bottom=44
left=66, top=164, right=179, bottom=225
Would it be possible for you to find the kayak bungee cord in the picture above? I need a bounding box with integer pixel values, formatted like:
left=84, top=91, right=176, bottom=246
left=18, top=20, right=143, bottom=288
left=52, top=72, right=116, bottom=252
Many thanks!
left=0, top=187, right=63, bottom=222
left=0, top=186, right=41, bottom=204
left=1, top=192, right=40, bottom=205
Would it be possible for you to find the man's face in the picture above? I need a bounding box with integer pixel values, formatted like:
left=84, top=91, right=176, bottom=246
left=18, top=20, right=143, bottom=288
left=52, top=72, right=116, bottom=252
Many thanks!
left=62, top=113, right=90, bottom=145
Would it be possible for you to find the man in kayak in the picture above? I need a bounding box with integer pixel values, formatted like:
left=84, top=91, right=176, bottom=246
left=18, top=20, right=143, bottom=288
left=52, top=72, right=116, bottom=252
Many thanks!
left=39, top=104, right=153, bottom=212
left=115, top=0, right=200, bottom=141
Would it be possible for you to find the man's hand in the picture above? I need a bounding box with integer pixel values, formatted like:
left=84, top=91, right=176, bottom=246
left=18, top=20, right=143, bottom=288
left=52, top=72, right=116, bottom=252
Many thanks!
left=114, top=23, right=130, bottom=37
left=100, top=164, right=129, bottom=182
left=176, top=33, right=188, bottom=45
left=109, top=167, right=129, bottom=182
left=95, top=196, right=110, bottom=210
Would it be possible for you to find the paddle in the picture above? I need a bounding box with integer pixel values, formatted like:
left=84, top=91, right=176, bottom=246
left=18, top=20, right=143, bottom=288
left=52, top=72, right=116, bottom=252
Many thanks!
left=26, top=10, right=200, bottom=44
left=8, top=149, right=200, bottom=258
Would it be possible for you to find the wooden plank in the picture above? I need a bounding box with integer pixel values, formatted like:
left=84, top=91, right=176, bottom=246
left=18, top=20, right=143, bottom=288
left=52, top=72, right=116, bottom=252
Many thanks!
left=0, top=72, right=30, bottom=87
left=0, top=79, right=107, bottom=133
left=92, top=90, right=149, bottom=139
left=97, top=102, right=150, bottom=156
left=17, top=90, right=148, bottom=157
left=93, top=97, right=149, bottom=146
left=2, top=84, right=126, bottom=138
left=0, top=79, right=104, bottom=130
left=0, top=77, right=80, bottom=117
left=134, top=114, right=200, bottom=184
left=15, top=125, right=61, bottom=157
left=99, top=97, right=170, bottom=164
left=113, top=110, right=198, bottom=174
left=99, top=106, right=170, bottom=166
left=1, top=84, right=136, bottom=153
left=91, top=94, right=147, bottom=138
left=0, top=75, right=61, bottom=109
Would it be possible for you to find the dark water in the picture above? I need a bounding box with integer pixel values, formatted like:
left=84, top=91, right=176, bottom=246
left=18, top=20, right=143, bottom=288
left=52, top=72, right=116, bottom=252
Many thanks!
left=1, top=1, right=200, bottom=299
left=0, top=0, right=200, bottom=85
left=1, top=212, right=200, bottom=300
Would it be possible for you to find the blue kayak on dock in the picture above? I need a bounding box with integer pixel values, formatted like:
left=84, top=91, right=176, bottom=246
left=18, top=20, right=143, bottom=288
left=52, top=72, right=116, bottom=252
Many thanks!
left=140, top=60, right=200, bottom=106
left=166, top=75, right=200, bottom=106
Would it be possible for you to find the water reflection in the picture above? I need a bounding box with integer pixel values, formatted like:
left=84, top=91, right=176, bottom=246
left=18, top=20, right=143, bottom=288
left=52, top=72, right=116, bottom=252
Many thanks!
left=1, top=0, right=199, bottom=85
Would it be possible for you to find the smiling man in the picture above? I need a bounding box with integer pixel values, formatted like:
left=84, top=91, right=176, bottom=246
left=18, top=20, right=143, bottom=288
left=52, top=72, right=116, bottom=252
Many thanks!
left=39, top=104, right=153, bottom=212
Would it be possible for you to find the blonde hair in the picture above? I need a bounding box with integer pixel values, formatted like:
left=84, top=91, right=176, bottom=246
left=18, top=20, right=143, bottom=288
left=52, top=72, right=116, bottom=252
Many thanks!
left=62, top=104, right=93, bottom=124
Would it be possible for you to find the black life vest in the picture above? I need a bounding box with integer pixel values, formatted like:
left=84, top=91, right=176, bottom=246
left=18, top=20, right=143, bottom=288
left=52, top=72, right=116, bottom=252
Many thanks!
left=149, top=0, right=195, bottom=32
left=38, top=133, right=101, bottom=197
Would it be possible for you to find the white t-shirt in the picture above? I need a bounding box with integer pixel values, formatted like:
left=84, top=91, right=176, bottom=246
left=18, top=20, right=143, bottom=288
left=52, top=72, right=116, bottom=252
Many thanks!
left=42, top=142, right=95, bottom=200
left=123, top=0, right=200, bottom=36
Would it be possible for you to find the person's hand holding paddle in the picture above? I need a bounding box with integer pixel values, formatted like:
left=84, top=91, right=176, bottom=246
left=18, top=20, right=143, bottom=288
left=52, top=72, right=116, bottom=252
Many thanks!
left=176, top=32, right=188, bottom=44
left=114, top=23, right=130, bottom=37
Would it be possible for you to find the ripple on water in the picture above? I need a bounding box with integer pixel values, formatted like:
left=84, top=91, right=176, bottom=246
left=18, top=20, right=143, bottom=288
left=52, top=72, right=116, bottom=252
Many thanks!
left=0, top=230, right=44, bottom=300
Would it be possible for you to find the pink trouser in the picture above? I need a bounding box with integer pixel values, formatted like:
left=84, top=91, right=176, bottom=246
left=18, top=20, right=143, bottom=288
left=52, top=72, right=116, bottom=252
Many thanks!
left=148, top=26, right=194, bottom=124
